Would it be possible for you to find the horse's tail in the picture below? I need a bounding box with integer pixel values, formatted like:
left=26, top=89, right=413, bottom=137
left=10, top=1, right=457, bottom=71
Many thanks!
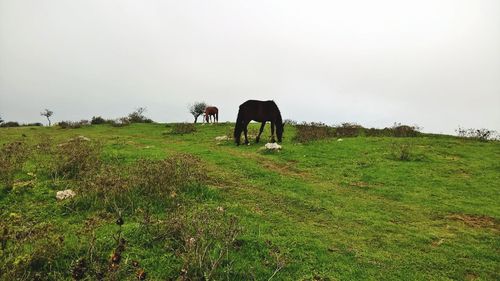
left=234, top=109, right=243, bottom=145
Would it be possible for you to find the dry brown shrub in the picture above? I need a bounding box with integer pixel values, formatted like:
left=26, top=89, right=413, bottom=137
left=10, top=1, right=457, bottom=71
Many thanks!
left=51, top=137, right=102, bottom=179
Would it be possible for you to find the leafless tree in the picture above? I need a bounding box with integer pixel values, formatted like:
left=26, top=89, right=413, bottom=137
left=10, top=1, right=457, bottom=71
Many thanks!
left=41, top=109, right=54, bottom=126
left=189, top=102, right=207, bottom=123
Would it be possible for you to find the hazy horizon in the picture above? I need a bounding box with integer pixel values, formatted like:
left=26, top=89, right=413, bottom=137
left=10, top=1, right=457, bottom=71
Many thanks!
left=1, top=0, right=499, bottom=134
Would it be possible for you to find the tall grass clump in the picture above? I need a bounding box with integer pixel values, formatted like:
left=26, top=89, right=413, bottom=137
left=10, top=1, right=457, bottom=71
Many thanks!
left=390, top=143, right=413, bottom=161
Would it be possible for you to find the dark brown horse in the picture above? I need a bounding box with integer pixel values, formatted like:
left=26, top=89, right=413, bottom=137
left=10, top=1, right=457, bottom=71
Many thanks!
left=234, top=100, right=284, bottom=145
left=204, top=106, right=218, bottom=123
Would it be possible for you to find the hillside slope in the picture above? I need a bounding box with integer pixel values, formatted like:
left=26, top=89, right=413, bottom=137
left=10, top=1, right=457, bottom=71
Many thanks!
left=1, top=123, right=499, bottom=280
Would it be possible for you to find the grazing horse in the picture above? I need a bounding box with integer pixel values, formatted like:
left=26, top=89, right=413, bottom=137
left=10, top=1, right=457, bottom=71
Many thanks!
left=204, top=106, right=219, bottom=123
left=234, top=100, right=284, bottom=145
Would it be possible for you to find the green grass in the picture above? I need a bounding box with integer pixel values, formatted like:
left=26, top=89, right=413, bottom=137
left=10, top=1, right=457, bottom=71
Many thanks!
left=1, top=123, right=499, bottom=280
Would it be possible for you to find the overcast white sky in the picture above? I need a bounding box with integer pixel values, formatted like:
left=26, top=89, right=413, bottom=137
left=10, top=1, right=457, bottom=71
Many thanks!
left=1, top=0, right=499, bottom=134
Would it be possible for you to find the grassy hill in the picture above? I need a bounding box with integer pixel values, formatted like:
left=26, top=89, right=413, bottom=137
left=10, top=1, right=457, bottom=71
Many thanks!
left=0, top=123, right=499, bottom=280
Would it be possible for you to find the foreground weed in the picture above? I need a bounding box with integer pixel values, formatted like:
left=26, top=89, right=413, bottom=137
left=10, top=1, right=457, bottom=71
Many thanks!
left=0, top=140, right=30, bottom=191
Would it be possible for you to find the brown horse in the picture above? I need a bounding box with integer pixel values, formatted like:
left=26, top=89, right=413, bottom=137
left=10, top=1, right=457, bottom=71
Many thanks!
left=204, top=106, right=219, bottom=123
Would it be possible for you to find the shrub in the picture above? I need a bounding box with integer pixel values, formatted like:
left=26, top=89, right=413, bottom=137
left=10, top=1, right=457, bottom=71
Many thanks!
left=91, top=116, right=106, bottom=125
left=25, top=122, right=43, bottom=127
left=283, top=119, right=298, bottom=126
left=391, top=123, right=420, bottom=137
left=456, top=127, right=498, bottom=141
left=79, top=164, right=132, bottom=211
left=127, top=107, right=153, bottom=123
left=364, top=127, right=388, bottom=137
left=294, top=122, right=333, bottom=143
left=0, top=141, right=30, bottom=190
left=171, top=123, right=196, bottom=134
left=333, top=122, right=363, bottom=137
left=58, top=120, right=90, bottom=129
left=0, top=121, right=20, bottom=128
left=51, top=137, right=102, bottom=179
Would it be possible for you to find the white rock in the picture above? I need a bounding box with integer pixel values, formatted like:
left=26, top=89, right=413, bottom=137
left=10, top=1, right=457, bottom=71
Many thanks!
left=56, top=189, right=76, bottom=200
left=264, top=142, right=282, bottom=150
left=215, top=135, right=229, bottom=141
left=76, top=135, right=91, bottom=141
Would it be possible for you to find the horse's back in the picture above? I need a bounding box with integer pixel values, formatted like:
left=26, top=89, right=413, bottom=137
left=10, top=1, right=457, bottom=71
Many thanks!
left=238, top=100, right=280, bottom=122
left=239, top=100, right=276, bottom=110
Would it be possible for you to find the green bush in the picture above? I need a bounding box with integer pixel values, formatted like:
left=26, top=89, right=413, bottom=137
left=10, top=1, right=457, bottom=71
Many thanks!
left=90, top=116, right=106, bottom=125
left=0, top=121, right=20, bottom=128
left=390, top=143, right=412, bottom=161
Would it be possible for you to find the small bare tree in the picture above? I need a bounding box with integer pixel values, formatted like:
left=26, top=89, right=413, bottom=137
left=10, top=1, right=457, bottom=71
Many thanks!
left=0, top=115, right=3, bottom=125
left=128, top=107, right=152, bottom=123
left=41, top=109, right=54, bottom=126
left=189, top=102, right=207, bottom=123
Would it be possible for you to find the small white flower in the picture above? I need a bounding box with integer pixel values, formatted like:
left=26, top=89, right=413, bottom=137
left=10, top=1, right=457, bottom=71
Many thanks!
left=187, top=237, right=196, bottom=246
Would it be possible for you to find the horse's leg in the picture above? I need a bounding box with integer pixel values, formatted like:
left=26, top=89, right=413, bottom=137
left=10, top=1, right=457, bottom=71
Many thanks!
left=243, top=121, right=250, bottom=145
left=256, top=122, right=265, bottom=143
left=270, top=121, right=276, bottom=143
